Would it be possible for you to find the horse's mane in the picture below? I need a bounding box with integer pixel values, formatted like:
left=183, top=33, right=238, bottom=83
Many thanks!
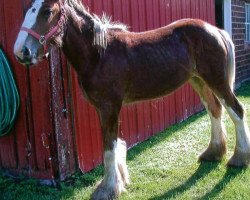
left=65, top=0, right=127, bottom=50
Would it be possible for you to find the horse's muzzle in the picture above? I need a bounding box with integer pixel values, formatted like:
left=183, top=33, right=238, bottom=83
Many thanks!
left=14, top=46, right=33, bottom=65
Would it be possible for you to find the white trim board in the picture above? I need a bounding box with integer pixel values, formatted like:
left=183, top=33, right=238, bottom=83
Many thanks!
left=224, top=0, right=232, bottom=37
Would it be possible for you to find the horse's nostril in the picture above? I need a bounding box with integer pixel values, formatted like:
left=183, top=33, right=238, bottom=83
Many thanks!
left=15, top=47, right=32, bottom=65
left=22, top=46, right=31, bottom=58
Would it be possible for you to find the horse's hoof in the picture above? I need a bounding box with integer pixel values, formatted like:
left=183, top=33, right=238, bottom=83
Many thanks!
left=199, top=143, right=226, bottom=162
left=199, top=151, right=223, bottom=162
left=92, top=183, right=116, bottom=200
left=91, top=179, right=126, bottom=200
left=227, top=151, right=250, bottom=168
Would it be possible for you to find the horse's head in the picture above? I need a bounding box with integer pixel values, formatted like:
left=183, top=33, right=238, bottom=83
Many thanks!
left=14, top=0, right=65, bottom=65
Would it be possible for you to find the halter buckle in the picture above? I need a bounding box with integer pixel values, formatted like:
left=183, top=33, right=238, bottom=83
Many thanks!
left=39, top=36, right=46, bottom=45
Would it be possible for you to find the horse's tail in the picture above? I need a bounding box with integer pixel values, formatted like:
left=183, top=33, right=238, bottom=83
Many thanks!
left=219, top=29, right=236, bottom=91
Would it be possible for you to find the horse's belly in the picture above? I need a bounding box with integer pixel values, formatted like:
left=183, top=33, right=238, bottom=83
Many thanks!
left=124, top=71, right=189, bottom=104
left=123, top=42, right=193, bottom=103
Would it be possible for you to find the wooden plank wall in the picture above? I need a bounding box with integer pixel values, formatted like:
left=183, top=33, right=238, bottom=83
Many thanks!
left=73, top=0, right=215, bottom=173
left=0, top=0, right=75, bottom=180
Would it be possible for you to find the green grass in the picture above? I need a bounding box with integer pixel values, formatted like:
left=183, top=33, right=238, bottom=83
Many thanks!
left=1, top=81, right=250, bottom=200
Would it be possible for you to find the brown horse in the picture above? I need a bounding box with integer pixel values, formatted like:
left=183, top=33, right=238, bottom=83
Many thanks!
left=14, top=0, right=250, bottom=199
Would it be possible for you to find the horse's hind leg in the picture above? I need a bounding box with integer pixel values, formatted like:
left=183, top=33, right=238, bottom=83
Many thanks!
left=190, top=77, right=227, bottom=161
left=197, top=73, right=250, bottom=167
left=195, top=26, right=250, bottom=167
left=218, top=90, right=250, bottom=167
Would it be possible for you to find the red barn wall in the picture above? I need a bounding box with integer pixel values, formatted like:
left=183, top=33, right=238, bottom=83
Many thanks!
left=0, top=0, right=215, bottom=179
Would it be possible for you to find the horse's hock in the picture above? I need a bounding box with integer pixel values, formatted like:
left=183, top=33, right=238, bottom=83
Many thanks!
left=1, top=0, right=248, bottom=182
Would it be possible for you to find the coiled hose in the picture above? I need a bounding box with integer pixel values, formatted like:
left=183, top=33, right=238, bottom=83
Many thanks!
left=0, top=48, right=20, bottom=136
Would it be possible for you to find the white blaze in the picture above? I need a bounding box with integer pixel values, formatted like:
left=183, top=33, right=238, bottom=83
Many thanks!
left=14, top=0, right=44, bottom=58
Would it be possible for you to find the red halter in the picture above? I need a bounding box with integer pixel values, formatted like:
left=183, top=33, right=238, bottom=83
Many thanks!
left=20, top=1, right=66, bottom=58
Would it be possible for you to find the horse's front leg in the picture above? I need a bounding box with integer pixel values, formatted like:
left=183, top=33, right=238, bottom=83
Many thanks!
left=92, top=104, right=129, bottom=200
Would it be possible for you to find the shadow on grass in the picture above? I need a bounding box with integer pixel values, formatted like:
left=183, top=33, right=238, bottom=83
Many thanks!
left=200, top=167, right=246, bottom=200
left=149, top=161, right=220, bottom=200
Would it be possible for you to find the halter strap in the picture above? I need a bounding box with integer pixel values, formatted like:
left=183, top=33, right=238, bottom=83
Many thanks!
left=20, top=1, right=66, bottom=57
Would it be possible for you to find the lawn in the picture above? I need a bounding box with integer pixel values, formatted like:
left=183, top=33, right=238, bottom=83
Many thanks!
left=1, top=81, right=250, bottom=200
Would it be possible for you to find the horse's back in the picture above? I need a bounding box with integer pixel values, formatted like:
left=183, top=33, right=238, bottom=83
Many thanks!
left=118, top=18, right=213, bottom=43
left=107, top=19, right=229, bottom=103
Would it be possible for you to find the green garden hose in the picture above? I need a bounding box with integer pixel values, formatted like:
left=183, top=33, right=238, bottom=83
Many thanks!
left=0, top=48, right=20, bottom=136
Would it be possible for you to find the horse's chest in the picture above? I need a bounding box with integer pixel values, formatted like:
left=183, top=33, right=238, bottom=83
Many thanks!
left=78, top=75, right=111, bottom=104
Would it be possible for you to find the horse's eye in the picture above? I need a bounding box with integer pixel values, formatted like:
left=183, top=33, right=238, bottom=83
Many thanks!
left=43, top=9, right=52, bottom=18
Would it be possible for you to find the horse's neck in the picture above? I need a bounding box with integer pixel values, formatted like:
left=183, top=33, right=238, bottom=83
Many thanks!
left=62, top=15, right=99, bottom=75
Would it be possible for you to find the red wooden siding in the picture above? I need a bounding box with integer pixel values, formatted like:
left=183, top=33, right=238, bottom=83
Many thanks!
left=73, top=0, right=215, bottom=173
left=0, top=0, right=75, bottom=180
left=0, top=0, right=215, bottom=179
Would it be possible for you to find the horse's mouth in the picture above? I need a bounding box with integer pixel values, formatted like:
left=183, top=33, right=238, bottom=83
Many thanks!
left=15, top=54, right=46, bottom=66
left=15, top=55, right=32, bottom=66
